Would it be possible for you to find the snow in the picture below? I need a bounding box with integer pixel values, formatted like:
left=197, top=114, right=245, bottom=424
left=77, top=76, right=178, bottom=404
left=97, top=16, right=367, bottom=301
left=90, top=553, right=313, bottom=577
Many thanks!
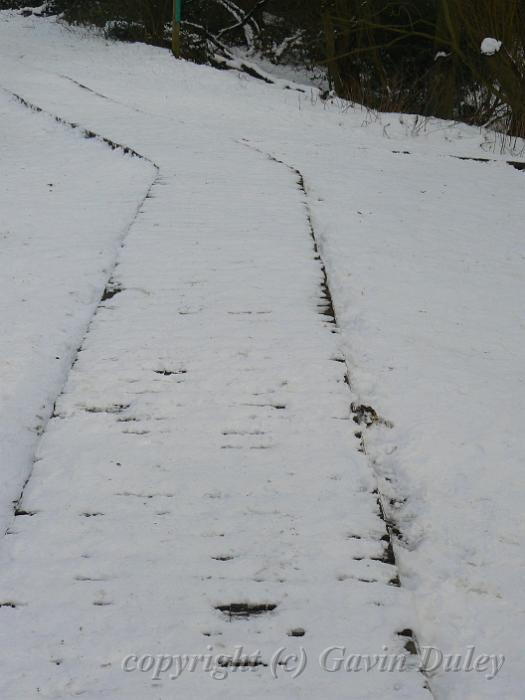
left=481, top=38, right=502, bottom=56
left=0, top=91, right=155, bottom=535
left=0, top=11, right=524, bottom=700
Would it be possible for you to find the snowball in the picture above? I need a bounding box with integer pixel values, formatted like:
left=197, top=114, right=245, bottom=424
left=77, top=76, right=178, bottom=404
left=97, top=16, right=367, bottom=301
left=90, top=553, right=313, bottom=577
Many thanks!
left=481, top=38, right=502, bottom=56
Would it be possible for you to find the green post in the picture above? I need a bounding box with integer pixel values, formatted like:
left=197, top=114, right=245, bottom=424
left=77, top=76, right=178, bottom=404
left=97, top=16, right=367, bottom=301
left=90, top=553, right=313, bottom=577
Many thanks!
left=172, top=0, right=182, bottom=57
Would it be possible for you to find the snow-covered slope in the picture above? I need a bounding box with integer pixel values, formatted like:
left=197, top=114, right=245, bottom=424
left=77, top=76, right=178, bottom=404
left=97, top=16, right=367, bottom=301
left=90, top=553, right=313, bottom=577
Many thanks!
left=0, top=11, right=524, bottom=700
left=0, top=91, right=155, bottom=534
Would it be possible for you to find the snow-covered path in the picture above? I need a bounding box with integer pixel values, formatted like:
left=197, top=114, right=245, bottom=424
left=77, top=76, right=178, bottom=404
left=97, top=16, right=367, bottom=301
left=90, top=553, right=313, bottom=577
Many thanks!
left=0, top=23, right=427, bottom=700
left=1, top=12, right=524, bottom=700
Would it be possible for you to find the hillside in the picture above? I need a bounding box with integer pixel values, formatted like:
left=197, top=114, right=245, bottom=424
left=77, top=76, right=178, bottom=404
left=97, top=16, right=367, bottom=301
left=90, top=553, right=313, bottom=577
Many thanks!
left=0, top=11, right=524, bottom=699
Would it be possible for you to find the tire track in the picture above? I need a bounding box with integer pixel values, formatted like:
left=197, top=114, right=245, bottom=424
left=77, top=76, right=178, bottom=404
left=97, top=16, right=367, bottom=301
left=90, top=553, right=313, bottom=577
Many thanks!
left=1, top=86, right=160, bottom=540
left=239, top=138, right=436, bottom=698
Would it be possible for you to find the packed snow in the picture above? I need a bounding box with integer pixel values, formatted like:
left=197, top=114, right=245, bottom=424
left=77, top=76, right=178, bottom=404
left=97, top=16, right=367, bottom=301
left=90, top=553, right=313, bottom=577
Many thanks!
left=0, top=11, right=524, bottom=700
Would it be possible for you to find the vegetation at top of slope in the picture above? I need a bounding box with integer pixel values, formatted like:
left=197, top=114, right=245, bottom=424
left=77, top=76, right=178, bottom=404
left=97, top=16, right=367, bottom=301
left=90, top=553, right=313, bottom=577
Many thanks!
left=323, top=1, right=525, bottom=140
left=3, top=0, right=524, bottom=141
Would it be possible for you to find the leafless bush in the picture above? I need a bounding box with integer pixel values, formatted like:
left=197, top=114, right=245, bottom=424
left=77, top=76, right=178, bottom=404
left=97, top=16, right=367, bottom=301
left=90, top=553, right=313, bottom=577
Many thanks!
left=322, top=0, right=525, bottom=138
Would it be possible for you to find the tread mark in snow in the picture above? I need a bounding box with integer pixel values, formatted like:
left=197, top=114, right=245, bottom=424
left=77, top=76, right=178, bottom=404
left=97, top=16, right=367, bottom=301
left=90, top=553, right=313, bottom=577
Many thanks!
left=215, top=603, right=278, bottom=619
left=217, top=657, right=268, bottom=669
left=74, top=576, right=109, bottom=582
left=84, top=403, right=131, bottom=414
left=114, top=492, right=174, bottom=499
left=241, top=402, right=286, bottom=409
